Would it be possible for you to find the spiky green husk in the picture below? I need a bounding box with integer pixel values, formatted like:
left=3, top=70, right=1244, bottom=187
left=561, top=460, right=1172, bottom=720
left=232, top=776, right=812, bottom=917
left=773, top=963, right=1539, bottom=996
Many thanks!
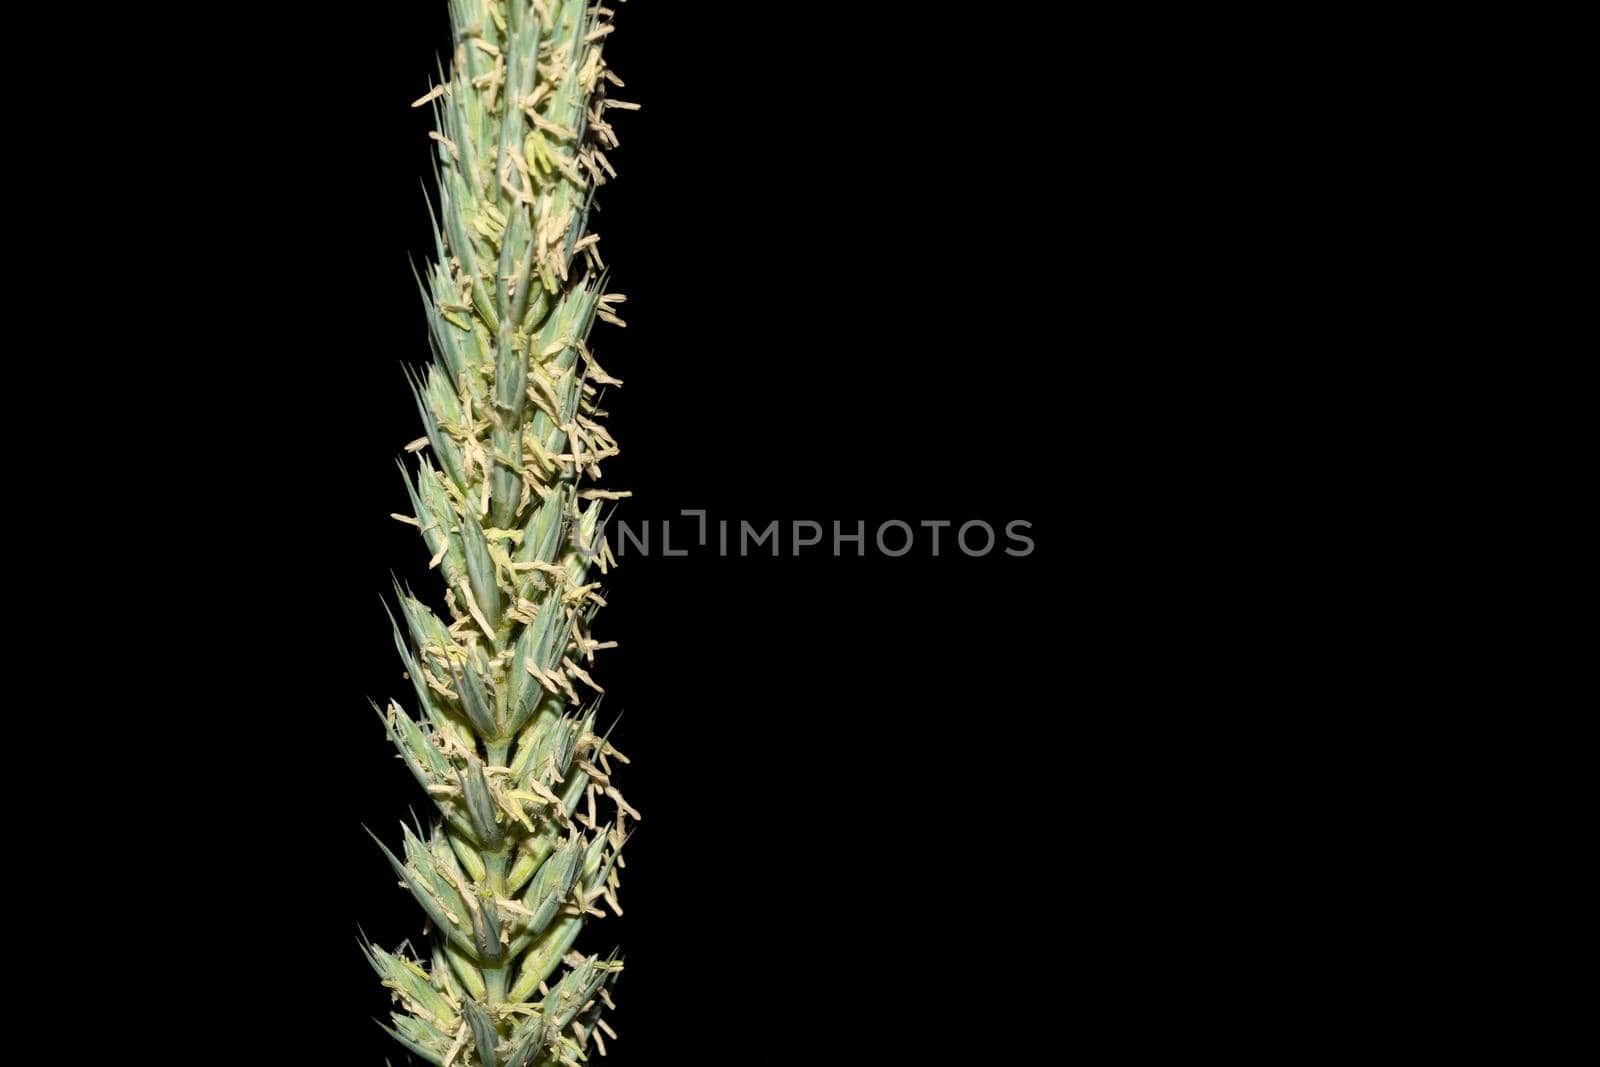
left=371, top=3, right=634, bottom=1063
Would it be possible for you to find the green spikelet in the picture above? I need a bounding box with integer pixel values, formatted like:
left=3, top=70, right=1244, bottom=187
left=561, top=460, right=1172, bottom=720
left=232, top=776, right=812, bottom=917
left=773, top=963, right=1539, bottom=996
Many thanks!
left=372, top=3, right=635, bottom=1063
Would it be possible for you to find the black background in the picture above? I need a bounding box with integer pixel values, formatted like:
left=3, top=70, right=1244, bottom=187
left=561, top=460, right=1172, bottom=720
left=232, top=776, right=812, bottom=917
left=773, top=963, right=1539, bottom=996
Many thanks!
left=141, top=2, right=1139, bottom=1061
left=37, top=4, right=1479, bottom=1055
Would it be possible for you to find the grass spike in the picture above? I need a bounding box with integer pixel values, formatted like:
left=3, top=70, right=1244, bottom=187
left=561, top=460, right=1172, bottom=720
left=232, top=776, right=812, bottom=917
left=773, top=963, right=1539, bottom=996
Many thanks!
left=369, top=3, right=636, bottom=1063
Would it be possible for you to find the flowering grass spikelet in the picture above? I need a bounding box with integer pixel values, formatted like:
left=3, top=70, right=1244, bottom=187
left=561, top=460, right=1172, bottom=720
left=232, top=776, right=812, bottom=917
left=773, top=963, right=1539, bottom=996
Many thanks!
left=369, top=3, right=636, bottom=1063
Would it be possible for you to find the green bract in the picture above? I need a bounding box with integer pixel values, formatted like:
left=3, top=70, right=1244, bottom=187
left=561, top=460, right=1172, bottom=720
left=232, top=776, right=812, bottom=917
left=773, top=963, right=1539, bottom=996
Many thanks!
left=369, top=3, right=634, bottom=1063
